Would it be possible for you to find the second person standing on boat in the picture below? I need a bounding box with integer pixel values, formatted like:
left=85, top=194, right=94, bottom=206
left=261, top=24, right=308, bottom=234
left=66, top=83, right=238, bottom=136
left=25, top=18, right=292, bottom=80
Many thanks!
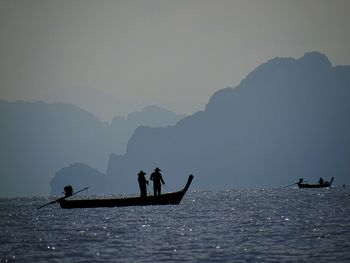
left=150, top=167, right=165, bottom=196
left=138, top=170, right=148, bottom=197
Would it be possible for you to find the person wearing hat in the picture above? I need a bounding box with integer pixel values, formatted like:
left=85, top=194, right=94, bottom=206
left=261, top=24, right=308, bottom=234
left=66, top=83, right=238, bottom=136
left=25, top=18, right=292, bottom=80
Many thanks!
left=150, top=167, right=165, bottom=196
left=138, top=170, right=148, bottom=197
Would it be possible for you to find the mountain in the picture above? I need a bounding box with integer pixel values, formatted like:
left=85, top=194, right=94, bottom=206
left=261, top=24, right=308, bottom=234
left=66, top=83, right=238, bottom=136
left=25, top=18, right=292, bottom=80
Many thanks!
left=50, top=163, right=110, bottom=196
left=110, top=105, right=186, bottom=154
left=105, top=52, right=350, bottom=193
left=0, top=101, right=183, bottom=197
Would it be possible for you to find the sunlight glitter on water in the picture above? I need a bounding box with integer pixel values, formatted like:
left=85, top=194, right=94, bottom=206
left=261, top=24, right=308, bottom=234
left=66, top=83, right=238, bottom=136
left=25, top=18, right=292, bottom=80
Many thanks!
left=1, top=187, right=350, bottom=262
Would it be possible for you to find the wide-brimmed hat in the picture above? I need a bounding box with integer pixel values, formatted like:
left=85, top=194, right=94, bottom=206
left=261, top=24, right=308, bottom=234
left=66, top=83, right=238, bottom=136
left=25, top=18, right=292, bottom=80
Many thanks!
left=154, top=167, right=162, bottom=171
left=138, top=170, right=146, bottom=175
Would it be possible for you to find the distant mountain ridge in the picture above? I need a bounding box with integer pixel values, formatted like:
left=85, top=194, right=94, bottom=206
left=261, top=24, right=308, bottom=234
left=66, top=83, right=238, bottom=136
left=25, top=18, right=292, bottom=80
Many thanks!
left=110, top=105, right=186, bottom=154
left=0, top=100, right=184, bottom=197
left=103, top=52, right=350, bottom=193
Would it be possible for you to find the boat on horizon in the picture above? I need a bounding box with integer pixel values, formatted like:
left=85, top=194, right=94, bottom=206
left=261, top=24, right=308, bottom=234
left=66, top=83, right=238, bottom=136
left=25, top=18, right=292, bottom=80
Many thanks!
left=57, top=175, right=194, bottom=209
left=297, top=177, right=334, bottom=188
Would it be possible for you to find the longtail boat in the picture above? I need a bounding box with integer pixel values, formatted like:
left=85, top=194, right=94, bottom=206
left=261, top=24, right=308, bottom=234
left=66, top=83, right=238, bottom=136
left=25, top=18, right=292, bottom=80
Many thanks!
left=297, top=177, right=334, bottom=188
left=57, top=175, right=193, bottom=209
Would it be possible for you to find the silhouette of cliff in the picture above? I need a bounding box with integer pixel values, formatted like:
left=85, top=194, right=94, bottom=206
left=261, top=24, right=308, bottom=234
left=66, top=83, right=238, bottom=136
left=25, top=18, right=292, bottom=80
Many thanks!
left=50, top=163, right=111, bottom=196
left=110, top=105, right=185, bottom=153
left=106, top=52, right=350, bottom=192
left=0, top=101, right=183, bottom=197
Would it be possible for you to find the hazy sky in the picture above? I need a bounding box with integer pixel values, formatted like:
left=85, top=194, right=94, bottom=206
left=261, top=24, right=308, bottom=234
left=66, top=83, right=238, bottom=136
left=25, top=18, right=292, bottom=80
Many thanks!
left=1, top=0, right=349, bottom=120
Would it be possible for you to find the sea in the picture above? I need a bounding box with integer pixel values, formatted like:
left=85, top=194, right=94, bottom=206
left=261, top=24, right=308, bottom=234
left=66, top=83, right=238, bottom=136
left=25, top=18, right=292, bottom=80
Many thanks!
left=1, top=187, right=350, bottom=263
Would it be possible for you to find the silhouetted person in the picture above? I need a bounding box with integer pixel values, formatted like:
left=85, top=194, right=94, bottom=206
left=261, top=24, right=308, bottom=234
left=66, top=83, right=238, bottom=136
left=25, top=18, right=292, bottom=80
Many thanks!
left=64, top=185, right=73, bottom=198
left=150, top=167, right=165, bottom=196
left=319, top=177, right=324, bottom=185
left=138, top=170, right=148, bottom=197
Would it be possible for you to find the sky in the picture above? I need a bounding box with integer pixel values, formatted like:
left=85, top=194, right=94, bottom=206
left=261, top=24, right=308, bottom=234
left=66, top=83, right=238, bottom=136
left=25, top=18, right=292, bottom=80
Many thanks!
left=1, top=0, right=349, bottom=121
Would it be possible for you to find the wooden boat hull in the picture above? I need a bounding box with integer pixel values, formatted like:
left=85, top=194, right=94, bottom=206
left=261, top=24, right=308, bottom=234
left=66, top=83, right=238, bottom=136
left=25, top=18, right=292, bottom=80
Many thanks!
left=297, top=183, right=332, bottom=188
left=58, top=175, right=193, bottom=209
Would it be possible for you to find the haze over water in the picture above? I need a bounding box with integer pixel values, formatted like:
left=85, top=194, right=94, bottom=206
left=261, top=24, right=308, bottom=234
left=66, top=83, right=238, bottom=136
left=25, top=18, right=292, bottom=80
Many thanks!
left=1, top=2, right=350, bottom=261
left=1, top=187, right=349, bottom=262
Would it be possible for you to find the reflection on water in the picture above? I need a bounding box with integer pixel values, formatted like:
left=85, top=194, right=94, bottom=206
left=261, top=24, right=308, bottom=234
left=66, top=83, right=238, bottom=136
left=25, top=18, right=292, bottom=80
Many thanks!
left=1, top=187, right=350, bottom=262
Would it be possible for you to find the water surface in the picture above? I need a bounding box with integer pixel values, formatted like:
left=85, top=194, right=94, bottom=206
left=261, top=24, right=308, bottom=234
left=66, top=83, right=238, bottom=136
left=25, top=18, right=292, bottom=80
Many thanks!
left=1, top=187, right=350, bottom=262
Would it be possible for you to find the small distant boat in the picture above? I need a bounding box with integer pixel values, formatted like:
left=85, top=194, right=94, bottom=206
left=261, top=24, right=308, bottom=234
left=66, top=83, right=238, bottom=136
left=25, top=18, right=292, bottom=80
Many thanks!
left=57, top=175, right=194, bottom=209
left=297, top=177, right=334, bottom=188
